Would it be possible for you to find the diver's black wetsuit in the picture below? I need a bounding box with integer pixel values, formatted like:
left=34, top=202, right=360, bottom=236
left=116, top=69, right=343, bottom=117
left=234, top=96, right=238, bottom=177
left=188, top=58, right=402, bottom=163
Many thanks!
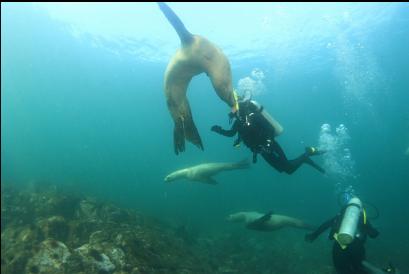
left=211, top=100, right=325, bottom=174
left=305, top=209, right=379, bottom=274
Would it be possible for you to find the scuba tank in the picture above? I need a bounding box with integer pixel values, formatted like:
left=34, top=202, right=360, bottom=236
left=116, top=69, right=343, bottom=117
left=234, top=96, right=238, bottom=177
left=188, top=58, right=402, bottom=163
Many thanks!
left=337, top=196, right=363, bottom=246
left=248, top=100, right=284, bottom=137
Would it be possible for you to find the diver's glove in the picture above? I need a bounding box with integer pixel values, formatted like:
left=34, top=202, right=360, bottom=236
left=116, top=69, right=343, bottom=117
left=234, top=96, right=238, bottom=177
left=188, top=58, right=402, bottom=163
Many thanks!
left=228, top=111, right=236, bottom=124
left=211, top=125, right=223, bottom=134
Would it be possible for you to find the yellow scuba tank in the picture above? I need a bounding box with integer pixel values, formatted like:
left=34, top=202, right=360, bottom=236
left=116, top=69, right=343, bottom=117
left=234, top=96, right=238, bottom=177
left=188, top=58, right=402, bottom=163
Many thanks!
left=336, top=197, right=363, bottom=247
left=249, top=100, right=283, bottom=137
left=233, top=89, right=240, bottom=113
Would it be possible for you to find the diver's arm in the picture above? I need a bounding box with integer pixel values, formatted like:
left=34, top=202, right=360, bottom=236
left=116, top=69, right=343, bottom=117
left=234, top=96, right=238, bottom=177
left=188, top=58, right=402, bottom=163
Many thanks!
left=211, top=120, right=238, bottom=137
left=233, top=135, right=242, bottom=147
left=305, top=216, right=337, bottom=242
left=365, top=220, right=379, bottom=238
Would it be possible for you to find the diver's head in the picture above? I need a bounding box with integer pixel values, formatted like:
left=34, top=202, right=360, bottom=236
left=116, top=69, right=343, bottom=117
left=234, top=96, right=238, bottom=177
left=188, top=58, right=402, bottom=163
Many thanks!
left=238, top=98, right=260, bottom=119
left=228, top=96, right=249, bottom=121
left=339, top=186, right=357, bottom=207
left=341, top=192, right=354, bottom=206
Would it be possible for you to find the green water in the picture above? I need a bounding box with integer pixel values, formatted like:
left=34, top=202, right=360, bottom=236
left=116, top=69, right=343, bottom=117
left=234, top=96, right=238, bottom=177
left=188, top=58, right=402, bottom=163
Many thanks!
left=2, top=3, right=409, bottom=272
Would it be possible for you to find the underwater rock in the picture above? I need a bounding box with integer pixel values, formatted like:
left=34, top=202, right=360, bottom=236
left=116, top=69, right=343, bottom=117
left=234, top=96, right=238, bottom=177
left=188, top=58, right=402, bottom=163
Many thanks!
left=69, top=219, right=100, bottom=247
left=75, top=244, right=116, bottom=273
left=102, top=204, right=136, bottom=224
left=25, top=239, right=71, bottom=274
left=77, top=198, right=100, bottom=221
left=37, top=216, right=69, bottom=242
left=1, top=188, right=36, bottom=228
left=1, top=183, right=214, bottom=274
left=48, top=195, right=81, bottom=219
left=1, top=249, right=32, bottom=274
left=108, top=247, right=126, bottom=270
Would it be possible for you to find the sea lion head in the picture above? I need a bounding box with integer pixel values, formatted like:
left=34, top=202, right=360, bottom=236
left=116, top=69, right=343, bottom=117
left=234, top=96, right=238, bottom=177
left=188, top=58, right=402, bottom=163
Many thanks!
left=226, top=212, right=247, bottom=223
left=164, top=169, right=187, bottom=183
left=164, top=173, right=178, bottom=183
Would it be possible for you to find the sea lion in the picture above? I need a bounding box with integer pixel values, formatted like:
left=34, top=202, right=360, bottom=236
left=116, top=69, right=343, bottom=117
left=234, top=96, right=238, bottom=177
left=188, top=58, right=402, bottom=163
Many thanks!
left=158, top=3, right=238, bottom=154
left=164, top=159, right=250, bottom=185
left=227, top=211, right=315, bottom=231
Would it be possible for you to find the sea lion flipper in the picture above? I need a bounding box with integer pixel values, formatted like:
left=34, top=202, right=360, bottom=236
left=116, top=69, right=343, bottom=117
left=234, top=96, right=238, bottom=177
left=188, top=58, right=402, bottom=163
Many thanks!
left=183, top=116, right=204, bottom=151
left=173, top=117, right=185, bottom=155
left=205, top=177, right=218, bottom=185
left=257, top=211, right=274, bottom=223
left=173, top=108, right=203, bottom=154
left=247, top=211, right=273, bottom=229
left=157, top=2, right=193, bottom=45
left=196, top=176, right=218, bottom=185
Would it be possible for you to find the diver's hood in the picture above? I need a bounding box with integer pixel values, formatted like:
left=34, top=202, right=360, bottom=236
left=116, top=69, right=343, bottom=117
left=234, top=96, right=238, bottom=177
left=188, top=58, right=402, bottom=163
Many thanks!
left=238, top=99, right=260, bottom=114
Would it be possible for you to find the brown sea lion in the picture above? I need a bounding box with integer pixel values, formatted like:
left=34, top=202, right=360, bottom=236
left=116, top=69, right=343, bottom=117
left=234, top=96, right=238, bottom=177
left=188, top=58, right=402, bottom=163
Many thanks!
left=227, top=211, right=315, bottom=231
left=158, top=3, right=238, bottom=154
left=164, top=159, right=250, bottom=185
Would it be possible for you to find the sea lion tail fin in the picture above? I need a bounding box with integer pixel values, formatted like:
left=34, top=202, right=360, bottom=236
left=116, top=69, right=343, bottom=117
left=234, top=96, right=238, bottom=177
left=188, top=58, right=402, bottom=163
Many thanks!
left=232, top=158, right=251, bottom=169
left=157, top=2, right=193, bottom=45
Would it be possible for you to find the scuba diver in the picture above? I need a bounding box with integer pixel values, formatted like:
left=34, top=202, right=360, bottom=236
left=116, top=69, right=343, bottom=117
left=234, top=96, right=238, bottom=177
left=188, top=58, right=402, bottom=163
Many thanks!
left=305, top=194, right=397, bottom=274
left=211, top=98, right=326, bottom=174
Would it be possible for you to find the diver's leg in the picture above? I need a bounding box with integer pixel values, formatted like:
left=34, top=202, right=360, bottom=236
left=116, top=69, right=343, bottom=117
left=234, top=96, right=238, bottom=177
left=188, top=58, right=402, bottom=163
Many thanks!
left=268, top=140, right=303, bottom=174
left=349, top=241, right=370, bottom=274
left=261, top=140, right=325, bottom=174
left=260, top=140, right=308, bottom=174
left=260, top=149, right=286, bottom=173
left=333, top=243, right=355, bottom=274
left=271, top=140, right=325, bottom=174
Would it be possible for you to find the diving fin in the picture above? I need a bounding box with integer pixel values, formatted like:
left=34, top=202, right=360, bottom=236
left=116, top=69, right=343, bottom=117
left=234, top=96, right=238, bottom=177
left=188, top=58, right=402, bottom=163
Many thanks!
left=304, top=157, right=325, bottom=174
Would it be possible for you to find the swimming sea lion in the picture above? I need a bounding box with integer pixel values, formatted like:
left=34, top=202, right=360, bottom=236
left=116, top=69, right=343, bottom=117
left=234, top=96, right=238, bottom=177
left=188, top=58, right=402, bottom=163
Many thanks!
left=164, top=159, right=250, bottom=185
left=158, top=3, right=238, bottom=154
left=227, top=211, right=315, bottom=231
